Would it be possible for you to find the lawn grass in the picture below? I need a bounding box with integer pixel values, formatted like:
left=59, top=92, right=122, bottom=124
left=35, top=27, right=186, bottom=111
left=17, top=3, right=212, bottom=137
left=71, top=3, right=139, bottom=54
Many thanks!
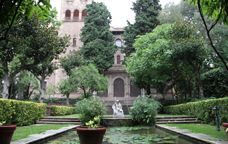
left=13, top=124, right=70, bottom=141
left=164, top=124, right=227, bottom=140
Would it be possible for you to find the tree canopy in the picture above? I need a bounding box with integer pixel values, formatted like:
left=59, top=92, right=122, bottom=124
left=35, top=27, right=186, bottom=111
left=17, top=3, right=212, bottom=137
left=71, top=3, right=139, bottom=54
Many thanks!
left=123, top=0, right=161, bottom=55
left=0, top=0, right=51, bottom=41
left=126, top=21, right=207, bottom=100
left=80, top=1, right=115, bottom=73
left=69, top=64, right=107, bottom=98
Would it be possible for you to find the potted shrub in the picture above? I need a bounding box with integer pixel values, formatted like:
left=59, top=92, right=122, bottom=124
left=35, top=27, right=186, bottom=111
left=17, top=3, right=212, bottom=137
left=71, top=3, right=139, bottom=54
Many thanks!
left=75, top=96, right=106, bottom=144
left=0, top=121, right=16, bottom=144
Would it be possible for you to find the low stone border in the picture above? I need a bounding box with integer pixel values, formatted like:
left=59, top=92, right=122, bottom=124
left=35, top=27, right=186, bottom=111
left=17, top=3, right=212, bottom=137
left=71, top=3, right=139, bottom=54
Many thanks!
left=156, top=124, right=228, bottom=144
left=102, top=117, right=133, bottom=126
left=12, top=125, right=78, bottom=144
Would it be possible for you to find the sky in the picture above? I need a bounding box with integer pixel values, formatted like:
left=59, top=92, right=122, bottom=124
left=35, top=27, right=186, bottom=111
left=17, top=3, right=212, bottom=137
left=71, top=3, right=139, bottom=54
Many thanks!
left=50, top=0, right=181, bottom=27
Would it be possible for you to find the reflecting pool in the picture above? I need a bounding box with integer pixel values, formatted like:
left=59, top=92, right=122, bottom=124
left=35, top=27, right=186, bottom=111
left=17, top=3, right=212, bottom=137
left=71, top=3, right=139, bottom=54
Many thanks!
left=46, top=127, right=194, bottom=144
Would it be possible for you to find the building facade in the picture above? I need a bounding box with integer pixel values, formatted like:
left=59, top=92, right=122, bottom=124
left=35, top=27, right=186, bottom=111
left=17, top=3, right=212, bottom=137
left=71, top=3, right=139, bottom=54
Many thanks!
left=47, top=0, right=173, bottom=108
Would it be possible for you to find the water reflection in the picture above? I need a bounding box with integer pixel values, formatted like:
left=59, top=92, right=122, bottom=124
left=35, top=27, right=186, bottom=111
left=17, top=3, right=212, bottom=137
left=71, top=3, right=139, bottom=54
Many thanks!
left=46, top=127, right=194, bottom=144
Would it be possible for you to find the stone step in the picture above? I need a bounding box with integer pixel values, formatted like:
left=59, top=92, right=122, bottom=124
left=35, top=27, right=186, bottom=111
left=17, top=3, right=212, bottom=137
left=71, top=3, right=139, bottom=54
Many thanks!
left=156, top=118, right=198, bottom=121
left=157, top=119, right=199, bottom=123
left=156, top=121, right=201, bottom=124
left=41, top=117, right=80, bottom=120
left=156, top=116, right=195, bottom=119
left=39, top=118, right=80, bottom=122
left=36, top=121, right=81, bottom=125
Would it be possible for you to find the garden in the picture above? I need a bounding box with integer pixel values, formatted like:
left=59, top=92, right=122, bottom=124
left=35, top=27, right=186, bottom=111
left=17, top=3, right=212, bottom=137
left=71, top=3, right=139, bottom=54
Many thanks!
left=0, top=0, right=228, bottom=144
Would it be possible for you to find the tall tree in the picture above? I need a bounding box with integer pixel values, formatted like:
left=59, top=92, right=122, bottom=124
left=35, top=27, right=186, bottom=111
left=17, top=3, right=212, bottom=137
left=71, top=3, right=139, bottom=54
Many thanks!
left=68, top=64, right=107, bottom=98
left=80, top=2, right=115, bottom=73
left=60, top=51, right=85, bottom=76
left=123, top=0, right=161, bottom=55
left=126, top=22, right=207, bottom=100
left=17, top=16, right=69, bottom=102
left=58, top=78, right=74, bottom=105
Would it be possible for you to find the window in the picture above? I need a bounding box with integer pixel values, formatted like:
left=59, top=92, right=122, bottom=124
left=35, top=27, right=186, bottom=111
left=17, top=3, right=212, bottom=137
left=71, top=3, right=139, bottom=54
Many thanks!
left=73, top=9, right=79, bottom=21
left=81, top=9, right=87, bottom=21
left=117, top=55, right=121, bottom=64
left=65, top=10, right=71, bottom=20
left=73, top=38, right=76, bottom=47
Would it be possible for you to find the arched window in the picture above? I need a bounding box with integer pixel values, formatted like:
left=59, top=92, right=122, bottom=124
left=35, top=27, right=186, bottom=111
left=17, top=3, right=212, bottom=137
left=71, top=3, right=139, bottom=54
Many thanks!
left=81, top=9, right=87, bottom=21
left=73, top=38, right=76, bottom=47
left=65, top=10, right=71, bottom=20
left=73, top=9, right=79, bottom=21
left=117, top=55, right=121, bottom=64
left=114, top=78, right=125, bottom=97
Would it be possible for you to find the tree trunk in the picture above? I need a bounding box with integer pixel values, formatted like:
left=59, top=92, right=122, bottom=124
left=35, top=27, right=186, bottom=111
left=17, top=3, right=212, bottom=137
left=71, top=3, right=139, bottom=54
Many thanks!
left=39, top=75, right=46, bottom=102
left=146, top=85, right=151, bottom=95
left=2, top=73, right=10, bottom=99
left=66, top=94, right=70, bottom=105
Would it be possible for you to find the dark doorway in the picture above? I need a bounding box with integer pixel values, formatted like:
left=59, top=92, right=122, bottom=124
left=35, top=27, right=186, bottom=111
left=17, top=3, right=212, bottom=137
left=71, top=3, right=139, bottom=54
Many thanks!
left=114, top=78, right=124, bottom=97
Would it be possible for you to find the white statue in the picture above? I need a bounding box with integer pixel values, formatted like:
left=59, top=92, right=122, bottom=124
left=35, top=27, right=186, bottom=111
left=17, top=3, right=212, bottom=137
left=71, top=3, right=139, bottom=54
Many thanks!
left=112, top=100, right=124, bottom=118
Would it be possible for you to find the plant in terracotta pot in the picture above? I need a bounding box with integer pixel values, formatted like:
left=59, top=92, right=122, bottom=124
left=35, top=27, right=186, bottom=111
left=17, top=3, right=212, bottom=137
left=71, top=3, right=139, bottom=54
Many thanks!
left=0, top=121, right=17, bottom=144
left=75, top=96, right=106, bottom=144
left=222, top=123, right=228, bottom=140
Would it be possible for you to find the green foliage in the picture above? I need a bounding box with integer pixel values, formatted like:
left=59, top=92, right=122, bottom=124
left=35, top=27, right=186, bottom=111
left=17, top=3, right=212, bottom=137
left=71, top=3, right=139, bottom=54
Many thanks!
left=49, top=105, right=75, bottom=116
left=0, top=98, right=46, bottom=126
left=130, top=96, right=160, bottom=125
left=189, top=0, right=228, bottom=24
left=85, top=116, right=101, bottom=128
left=0, top=0, right=51, bottom=40
left=126, top=24, right=172, bottom=93
left=165, top=97, right=228, bottom=124
left=80, top=2, right=115, bottom=72
left=211, top=24, right=228, bottom=66
left=75, top=97, right=106, bottom=125
left=123, top=0, right=161, bottom=55
left=126, top=21, right=207, bottom=98
left=69, top=64, right=107, bottom=97
left=58, top=78, right=74, bottom=97
left=60, top=51, right=85, bottom=75
left=202, top=68, right=228, bottom=98
left=0, top=99, right=15, bottom=125
left=16, top=71, right=39, bottom=99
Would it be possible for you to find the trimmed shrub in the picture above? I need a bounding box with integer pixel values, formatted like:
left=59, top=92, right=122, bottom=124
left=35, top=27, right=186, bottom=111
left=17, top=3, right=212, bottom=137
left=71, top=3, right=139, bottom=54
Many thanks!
left=130, top=96, right=160, bottom=125
left=75, top=97, right=106, bottom=125
left=0, top=98, right=46, bottom=126
left=49, top=105, right=75, bottom=116
left=164, top=97, right=228, bottom=124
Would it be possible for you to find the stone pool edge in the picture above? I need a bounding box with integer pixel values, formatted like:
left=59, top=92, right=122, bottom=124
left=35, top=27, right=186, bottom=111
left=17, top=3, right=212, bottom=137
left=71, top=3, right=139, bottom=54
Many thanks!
left=12, top=125, right=78, bottom=144
left=156, top=124, right=227, bottom=144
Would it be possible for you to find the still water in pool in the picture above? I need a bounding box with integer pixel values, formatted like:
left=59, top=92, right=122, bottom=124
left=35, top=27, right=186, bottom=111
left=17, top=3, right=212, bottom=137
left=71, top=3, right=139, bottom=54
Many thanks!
left=46, top=127, right=194, bottom=144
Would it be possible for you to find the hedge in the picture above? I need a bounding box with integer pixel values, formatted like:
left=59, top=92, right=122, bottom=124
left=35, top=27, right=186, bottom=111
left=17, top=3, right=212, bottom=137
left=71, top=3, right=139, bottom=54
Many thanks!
left=0, top=99, right=46, bottom=126
left=48, top=105, right=75, bottom=116
left=164, top=97, right=228, bottom=124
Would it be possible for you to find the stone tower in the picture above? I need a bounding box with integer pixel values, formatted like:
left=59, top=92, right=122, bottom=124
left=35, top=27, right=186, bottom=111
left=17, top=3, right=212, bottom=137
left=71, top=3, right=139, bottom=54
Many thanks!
left=46, top=0, right=92, bottom=97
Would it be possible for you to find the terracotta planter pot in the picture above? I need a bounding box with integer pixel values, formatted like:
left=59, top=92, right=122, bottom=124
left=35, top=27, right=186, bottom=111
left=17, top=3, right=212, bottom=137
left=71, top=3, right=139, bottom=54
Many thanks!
left=222, top=123, right=228, bottom=128
left=0, top=125, right=16, bottom=144
left=76, top=126, right=106, bottom=144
